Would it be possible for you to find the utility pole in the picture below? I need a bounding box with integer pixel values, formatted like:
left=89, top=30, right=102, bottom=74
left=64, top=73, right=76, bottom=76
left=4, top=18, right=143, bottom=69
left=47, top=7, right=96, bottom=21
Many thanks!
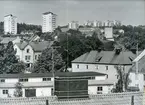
left=135, top=42, right=139, bottom=90
left=51, top=44, right=61, bottom=96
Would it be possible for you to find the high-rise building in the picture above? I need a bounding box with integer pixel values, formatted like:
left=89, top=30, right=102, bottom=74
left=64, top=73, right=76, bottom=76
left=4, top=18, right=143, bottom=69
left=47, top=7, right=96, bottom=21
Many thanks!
left=68, top=21, right=79, bottom=30
left=42, top=12, right=57, bottom=33
left=4, top=14, right=17, bottom=35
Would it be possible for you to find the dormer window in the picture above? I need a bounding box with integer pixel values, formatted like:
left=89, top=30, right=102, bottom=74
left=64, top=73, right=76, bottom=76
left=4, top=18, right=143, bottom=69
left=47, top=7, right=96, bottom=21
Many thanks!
left=27, top=49, right=29, bottom=53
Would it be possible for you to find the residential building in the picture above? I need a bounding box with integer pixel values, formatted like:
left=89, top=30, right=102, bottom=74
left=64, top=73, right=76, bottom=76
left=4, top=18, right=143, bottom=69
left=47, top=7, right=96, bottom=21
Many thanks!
left=71, top=50, right=140, bottom=85
left=84, top=20, right=93, bottom=26
left=0, top=72, right=113, bottom=98
left=4, top=14, right=17, bottom=35
left=104, top=27, right=114, bottom=41
left=128, top=50, right=145, bottom=91
left=42, top=12, right=57, bottom=33
left=68, top=21, right=79, bottom=30
left=113, top=20, right=121, bottom=26
left=13, top=41, right=53, bottom=68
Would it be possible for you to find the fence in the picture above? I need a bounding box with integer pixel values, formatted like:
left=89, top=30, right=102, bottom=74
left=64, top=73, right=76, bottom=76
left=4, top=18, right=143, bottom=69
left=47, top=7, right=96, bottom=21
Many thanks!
left=0, top=92, right=144, bottom=105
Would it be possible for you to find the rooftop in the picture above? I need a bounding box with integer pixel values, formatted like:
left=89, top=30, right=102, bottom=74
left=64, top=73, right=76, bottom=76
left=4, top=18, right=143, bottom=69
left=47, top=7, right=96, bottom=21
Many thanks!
left=43, top=12, right=56, bottom=15
left=72, top=50, right=142, bottom=65
left=4, top=14, right=17, bottom=18
left=15, top=41, right=53, bottom=52
left=0, top=72, right=106, bottom=79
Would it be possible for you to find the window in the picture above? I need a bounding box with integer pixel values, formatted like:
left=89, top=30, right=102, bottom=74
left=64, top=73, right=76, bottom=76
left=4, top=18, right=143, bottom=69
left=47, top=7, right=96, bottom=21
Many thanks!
left=95, top=65, right=99, bottom=69
left=43, top=78, right=51, bottom=81
left=38, top=54, right=41, bottom=58
left=51, top=88, right=54, bottom=96
left=19, top=78, right=28, bottom=82
left=25, top=56, right=31, bottom=61
left=35, top=55, right=37, bottom=60
left=106, top=75, right=108, bottom=79
left=106, top=66, right=108, bottom=70
left=117, top=75, right=119, bottom=79
left=77, top=65, right=79, bottom=69
left=97, top=87, right=103, bottom=91
left=3, top=90, right=8, bottom=94
left=26, top=49, right=29, bottom=53
left=86, top=65, right=88, bottom=69
left=0, top=79, right=5, bottom=82
left=144, top=74, right=145, bottom=80
left=15, top=48, right=17, bottom=53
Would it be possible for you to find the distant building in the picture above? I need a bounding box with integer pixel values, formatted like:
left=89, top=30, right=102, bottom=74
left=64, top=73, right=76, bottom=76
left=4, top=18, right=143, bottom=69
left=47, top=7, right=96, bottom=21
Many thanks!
left=104, top=27, right=114, bottom=41
left=0, top=72, right=112, bottom=98
left=42, top=12, right=57, bottom=33
left=93, top=21, right=103, bottom=27
left=13, top=41, right=53, bottom=68
left=113, top=20, right=121, bottom=26
left=4, top=14, right=17, bottom=35
left=68, top=21, right=79, bottom=30
left=84, top=20, right=93, bottom=26
left=71, top=50, right=140, bottom=85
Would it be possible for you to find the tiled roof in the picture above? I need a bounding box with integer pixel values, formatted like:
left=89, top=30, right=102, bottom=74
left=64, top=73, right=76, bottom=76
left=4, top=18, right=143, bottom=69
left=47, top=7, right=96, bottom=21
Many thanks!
left=15, top=41, right=53, bottom=52
left=1, top=37, right=17, bottom=44
left=72, top=50, right=142, bottom=65
left=0, top=72, right=106, bottom=78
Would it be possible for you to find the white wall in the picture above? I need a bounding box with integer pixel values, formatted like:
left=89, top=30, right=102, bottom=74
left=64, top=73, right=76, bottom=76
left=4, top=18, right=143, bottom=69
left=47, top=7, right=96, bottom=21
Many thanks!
left=104, top=27, right=113, bottom=39
left=72, top=63, right=118, bottom=82
left=36, top=87, right=52, bottom=97
left=128, top=72, right=144, bottom=91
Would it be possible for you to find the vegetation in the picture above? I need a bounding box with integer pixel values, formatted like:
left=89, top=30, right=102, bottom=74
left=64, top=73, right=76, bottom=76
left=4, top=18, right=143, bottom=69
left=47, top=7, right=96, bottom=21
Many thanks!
left=14, top=82, right=23, bottom=97
left=0, top=42, right=25, bottom=74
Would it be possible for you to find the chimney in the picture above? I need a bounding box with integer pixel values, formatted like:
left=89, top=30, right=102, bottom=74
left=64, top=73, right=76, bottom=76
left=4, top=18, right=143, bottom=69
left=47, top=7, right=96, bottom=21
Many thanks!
left=98, top=47, right=102, bottom=52
left=131, top=48, right=136, bottom=54
left=115, top=48, right=121, bottom=55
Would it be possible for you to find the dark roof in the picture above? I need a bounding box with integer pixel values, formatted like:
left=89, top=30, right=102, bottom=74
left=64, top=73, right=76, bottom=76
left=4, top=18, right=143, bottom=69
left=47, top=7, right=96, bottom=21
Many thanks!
left=0, top=37, right=17, bottom=44
left=4, top=14, right=16, bottom=18
left=72, top=50, right=142, bottom=65
left=43, top=12, right=56, bottom=15
left=15, top=41, right=53, bottom=52
left=0, top=72, right=106, bottom=78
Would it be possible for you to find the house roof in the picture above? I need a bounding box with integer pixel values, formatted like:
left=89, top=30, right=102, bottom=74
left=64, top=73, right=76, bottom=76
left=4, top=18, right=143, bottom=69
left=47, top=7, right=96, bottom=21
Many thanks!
left=0, top=37, right=17, bottom=44
left=72, top=50, right=142, bottom=65
left=15, top=41, right=53, bottom=52
left=0, top=72, right=106, bottom=79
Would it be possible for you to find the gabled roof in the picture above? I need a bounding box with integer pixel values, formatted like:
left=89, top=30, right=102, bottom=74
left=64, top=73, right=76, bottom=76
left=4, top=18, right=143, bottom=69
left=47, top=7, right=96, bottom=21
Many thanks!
left=72, top=50, right=142, bottom=65
left=15, top=41, right=53, bottom=52
left=0, top=72, right=106, bottom=78
left=0, top=37, right=17, bottom=44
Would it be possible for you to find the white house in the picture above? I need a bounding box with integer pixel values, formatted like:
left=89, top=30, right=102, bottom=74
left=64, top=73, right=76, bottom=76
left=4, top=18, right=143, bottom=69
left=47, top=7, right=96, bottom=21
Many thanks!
left=0, top=72, right=113, bottom=98
left=72, top=49, right=140, bottom=85
left=13, top=41, right=53, bottom=68
left=128, top=50, right=145, bottom=91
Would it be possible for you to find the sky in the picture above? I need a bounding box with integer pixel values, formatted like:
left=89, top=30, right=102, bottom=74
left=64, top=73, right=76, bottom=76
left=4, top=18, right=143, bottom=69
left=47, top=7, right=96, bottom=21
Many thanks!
left=0, top=0, right=145, bottom=26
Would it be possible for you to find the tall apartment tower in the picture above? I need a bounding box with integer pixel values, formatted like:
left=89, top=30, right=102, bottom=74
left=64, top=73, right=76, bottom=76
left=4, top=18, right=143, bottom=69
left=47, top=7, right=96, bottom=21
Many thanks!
left=42, top=12, right=57, bottom=33
left=4, top=14, right=17, bottom=35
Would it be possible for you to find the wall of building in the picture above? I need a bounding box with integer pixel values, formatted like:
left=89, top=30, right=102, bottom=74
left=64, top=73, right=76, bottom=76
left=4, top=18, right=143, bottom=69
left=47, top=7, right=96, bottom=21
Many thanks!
left=128, top=72, right=144, bottom=91
left=104, top=27, right=113, bottom=39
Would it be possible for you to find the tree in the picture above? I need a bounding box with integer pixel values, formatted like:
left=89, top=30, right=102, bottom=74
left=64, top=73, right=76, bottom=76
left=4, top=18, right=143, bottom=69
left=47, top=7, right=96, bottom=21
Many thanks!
left=9, top=62, right=26, bottom=73
left=33, top=47, right=65, bottom=73
left=14, top=82, right=23, bottom=97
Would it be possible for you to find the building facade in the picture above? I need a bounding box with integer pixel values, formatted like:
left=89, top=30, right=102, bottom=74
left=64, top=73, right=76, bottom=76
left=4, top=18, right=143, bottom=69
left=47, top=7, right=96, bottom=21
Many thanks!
left=0, top=72, right=113, bottom=98
left=13, top=41, right=53, bottom=68
left=68, top=21, right=79, bottom=30
left=4, top=14, right=17, bottom=35
left=42, top=12, right=57, bottom=33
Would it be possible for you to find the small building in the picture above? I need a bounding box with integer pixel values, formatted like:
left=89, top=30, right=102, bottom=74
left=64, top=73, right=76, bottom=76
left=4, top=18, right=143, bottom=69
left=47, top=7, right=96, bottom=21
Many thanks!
left=0, top=72, right=113, bottom=98
left=72, top=49, right=140, bottom=85
left=128, top=50, right=145, bottom=91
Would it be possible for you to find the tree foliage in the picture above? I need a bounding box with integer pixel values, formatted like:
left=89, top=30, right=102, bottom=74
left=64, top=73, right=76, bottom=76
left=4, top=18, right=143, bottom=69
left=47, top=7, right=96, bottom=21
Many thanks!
left=33, top=47, right=65, bottom=73
left=14, top=82, right=23, bottom=97
left=0, top=42, right=25, bottom=74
